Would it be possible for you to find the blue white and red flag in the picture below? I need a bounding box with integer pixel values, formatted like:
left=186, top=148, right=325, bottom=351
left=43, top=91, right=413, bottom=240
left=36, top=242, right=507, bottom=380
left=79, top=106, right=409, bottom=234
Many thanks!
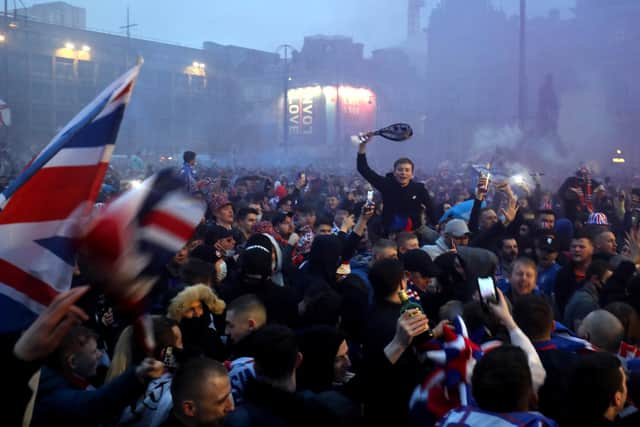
left=0, top=62, right=142, bottom=331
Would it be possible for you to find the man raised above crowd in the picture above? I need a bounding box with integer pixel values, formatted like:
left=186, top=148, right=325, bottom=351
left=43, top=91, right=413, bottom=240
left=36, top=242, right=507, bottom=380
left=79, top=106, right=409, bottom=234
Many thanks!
left=356, top=134, right=434, bottom=235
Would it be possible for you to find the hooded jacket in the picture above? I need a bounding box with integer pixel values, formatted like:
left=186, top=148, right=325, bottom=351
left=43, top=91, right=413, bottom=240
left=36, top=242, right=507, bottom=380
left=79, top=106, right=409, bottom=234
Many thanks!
left=357, top=153, right=435, bottom=233
left=167, top=284, right=226, bottom=360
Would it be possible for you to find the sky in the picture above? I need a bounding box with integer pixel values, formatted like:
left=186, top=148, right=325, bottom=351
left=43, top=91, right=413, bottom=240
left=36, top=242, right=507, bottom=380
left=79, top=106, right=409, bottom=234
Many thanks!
left=29, top=0, right=575, bottom=54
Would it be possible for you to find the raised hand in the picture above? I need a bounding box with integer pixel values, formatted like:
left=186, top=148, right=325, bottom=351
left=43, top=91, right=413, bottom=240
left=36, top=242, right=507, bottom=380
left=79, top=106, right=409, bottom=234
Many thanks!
left=135, top=357, right=165, bottom=383
left=14, top=286, right=90, bottom=362
left=395, top=309, right=430, bottom=347
left=501, top=198, right=519, bottom=225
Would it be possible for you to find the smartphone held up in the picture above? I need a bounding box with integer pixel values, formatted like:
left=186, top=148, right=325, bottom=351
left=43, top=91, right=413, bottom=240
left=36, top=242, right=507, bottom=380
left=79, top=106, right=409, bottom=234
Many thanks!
left=477, top=276, right=498, bottom=307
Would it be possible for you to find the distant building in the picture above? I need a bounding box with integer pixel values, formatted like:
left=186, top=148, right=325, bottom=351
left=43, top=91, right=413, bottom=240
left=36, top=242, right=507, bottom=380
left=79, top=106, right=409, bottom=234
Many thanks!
left=0, top=11, right=280, bottom=163
left=16, top=1, right=87, bottom=29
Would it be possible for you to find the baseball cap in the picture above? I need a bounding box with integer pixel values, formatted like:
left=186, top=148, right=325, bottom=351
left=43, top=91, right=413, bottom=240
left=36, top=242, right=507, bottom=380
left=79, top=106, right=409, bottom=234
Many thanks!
left=587, top=212, right=609, bottom=225
left=444, top=219, right=470, bottom=238
left=402, top=249, right=441, bottom=278
left=536, top=234, right=559, bottom=253
left=204, top=224, right=233, bottom=245
left=210, top=194, right=232, bottom=212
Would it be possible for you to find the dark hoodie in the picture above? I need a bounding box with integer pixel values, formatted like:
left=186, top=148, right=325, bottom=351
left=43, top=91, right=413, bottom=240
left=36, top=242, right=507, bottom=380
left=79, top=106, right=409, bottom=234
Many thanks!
left=357, top=153, right=435, bottom=233
left=219, top=234, right=299, bottom=327
left=296, top=326, right=361, bottom=427
left=292, top=235, right=343, bottom=298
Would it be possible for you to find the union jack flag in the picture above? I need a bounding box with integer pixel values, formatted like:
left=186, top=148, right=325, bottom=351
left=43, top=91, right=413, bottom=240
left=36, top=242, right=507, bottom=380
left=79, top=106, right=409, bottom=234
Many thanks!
left=0, top=62, right=142, bottom=331
left=78, top=168, right=206, bottom=307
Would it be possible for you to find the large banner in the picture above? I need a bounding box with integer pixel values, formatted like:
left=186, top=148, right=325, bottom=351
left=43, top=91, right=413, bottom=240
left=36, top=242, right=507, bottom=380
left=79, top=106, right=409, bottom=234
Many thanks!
left=287, top=86, right=326, bottom=144
left=287, top=85, right=376, bottom=145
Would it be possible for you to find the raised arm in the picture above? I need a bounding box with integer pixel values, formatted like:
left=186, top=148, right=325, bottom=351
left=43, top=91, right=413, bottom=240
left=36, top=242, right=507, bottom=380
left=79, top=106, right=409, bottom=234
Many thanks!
left=356, top=136, right=386, bottom=191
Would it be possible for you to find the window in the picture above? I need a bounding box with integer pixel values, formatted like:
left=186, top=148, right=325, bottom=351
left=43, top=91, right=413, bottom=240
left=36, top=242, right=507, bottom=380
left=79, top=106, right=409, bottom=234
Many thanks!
left=77, top=61, right=94, bottom=82
left=31, top=54, right=52, bottom=79
left=55, top=57, right=74, bottom=81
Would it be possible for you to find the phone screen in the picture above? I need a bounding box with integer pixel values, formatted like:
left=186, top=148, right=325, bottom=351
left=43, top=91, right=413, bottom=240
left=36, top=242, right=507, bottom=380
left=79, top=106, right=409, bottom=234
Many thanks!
left=367, top=190, right=374, bottom=203
left=477, top=277, right=497, bottom=304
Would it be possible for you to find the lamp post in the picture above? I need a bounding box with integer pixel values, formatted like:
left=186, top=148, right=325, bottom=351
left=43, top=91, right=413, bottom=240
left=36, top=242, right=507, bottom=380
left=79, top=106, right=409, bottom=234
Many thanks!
left=1, top=0, right=9, bottom=146
left=277, top=44, right=294, bottom=157
left=518, top=0, right=527, bottom=131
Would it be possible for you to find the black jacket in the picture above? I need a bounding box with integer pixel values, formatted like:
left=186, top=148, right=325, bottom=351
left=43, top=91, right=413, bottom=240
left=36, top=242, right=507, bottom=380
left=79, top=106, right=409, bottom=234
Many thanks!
left=360, top=299, right=424, bottom=427
left=554, top=262, right=585, bottom=317
left=224, top=378, right=337, bottom=427
left=32, top=366, right=146, bottom=427
left=357, top=153, right=434, bottom=233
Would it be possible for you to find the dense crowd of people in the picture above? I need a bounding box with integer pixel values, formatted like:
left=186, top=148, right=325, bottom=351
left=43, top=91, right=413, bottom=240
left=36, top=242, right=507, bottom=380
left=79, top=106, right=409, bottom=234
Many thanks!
left=5, top=134, right=640, bottom=427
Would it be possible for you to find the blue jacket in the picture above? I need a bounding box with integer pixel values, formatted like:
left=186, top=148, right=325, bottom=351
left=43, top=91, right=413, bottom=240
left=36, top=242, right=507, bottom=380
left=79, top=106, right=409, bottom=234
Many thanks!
left=179, top=162, right=198, bottom=194
left=537, top=263, right=561, bottom=297
left=32, top=366, right=146, bottom=427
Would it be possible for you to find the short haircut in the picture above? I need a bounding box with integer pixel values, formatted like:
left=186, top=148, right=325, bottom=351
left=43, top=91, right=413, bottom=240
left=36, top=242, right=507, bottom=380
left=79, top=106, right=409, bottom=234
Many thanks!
left=250, top=325, right=298, bottom=381
left=373, top=238, right=397, bottom=255
left=393, top=157, right=414, bottom=172
left=295, top=204, right=315, bottom=215
left=171, top=358, right=228, bottom=406
left=179, top=258, right=213, bottom=285
left=301, top=282, right=341, bottom=327
left=55, top=326, right=98, bottom=369
left=396, top=231, right=418, bottom=247
left=472, top=345, right=532, bottom=413
left=227, top=294, right=267, bottom=325
left=369, top=258, right=404, bottom=301
left=183, top=150, right=196, bottom=163
left=536, top=209, right=555, bottom=217
left=572, top=229, right=593, bottom=243
left=512, top=295, right=554, bottom=341
left=498, top=236, right=518, bottom=249
left=513, top=257, right=536, bottom=273
left=314, top=215, right=334, bottom=229
left=580, top=310, right=624, bottom=353
left=237, top=207, right=259, bottom=221
left=479, top=207, right=496, bottom=219
left=568, top=352, right=623, bottom=420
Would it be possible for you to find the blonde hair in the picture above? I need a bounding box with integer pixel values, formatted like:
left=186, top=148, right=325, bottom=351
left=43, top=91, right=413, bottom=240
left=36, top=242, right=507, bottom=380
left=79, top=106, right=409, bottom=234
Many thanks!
left=105, top=324, right=134, bottom=382
left=167, top=284, right=226, bottom=322
left=105, top=315, right=181, bottom=382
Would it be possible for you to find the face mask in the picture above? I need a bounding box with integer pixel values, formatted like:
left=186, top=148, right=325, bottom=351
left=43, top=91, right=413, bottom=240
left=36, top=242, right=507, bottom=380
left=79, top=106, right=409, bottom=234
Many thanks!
left=217, top=261, right=228, bottom=283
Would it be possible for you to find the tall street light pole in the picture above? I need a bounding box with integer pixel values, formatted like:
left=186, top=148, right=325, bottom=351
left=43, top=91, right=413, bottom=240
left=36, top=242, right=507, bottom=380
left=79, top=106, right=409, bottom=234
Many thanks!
left=518, top=0, right=527, bottom=131
left=277, top=44, right=293, bottom=157
left=1, top=0, right=9, bottom=146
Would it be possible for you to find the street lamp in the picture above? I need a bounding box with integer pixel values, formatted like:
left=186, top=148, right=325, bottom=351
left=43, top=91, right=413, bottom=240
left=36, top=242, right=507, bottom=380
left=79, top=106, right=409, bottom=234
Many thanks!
left=0, top=34, right=5, bottom=43
left=56, top=42, right=91, bottom=61
left=185, top=62, right=206, bottom=77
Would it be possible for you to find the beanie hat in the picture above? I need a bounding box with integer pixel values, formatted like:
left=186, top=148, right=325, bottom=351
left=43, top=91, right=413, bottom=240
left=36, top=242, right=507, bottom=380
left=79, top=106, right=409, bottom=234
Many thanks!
left=275, top=185, right=288, bottom=199
left=240, top=234, right=274, bottom=278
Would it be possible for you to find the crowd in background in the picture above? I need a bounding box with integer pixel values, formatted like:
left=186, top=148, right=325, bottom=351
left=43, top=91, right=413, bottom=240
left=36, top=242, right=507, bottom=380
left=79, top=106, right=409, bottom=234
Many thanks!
left=5, top=140, right=640, bottom=427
